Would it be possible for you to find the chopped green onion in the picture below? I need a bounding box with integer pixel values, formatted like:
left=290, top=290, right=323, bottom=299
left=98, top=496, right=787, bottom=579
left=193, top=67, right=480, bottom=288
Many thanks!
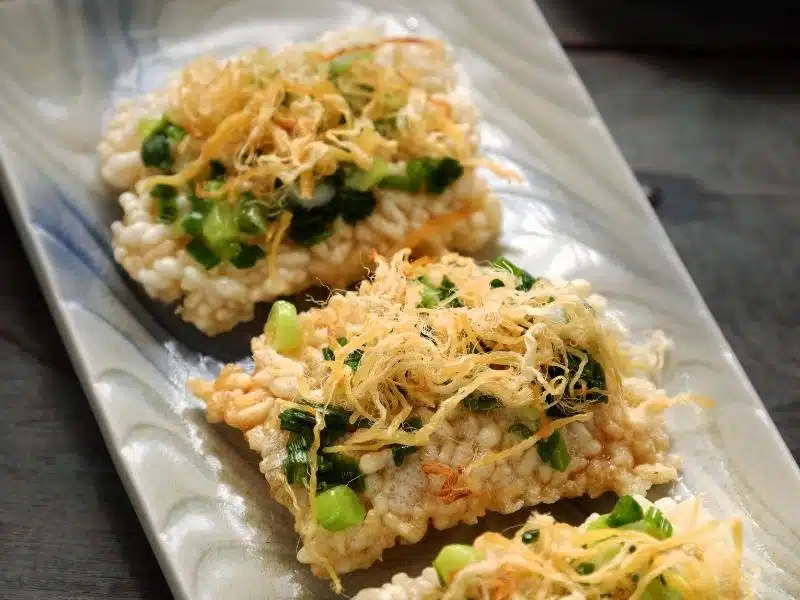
left=643, top=506, right=674, bottom=539
left=418, top=279, right=440, bottom=308
left=461, top=392, right=501, bottom=412
left=576, top=562, right=595, bottom=575
left=620, top=506, right=674, bottom=540
left=265, top=300, right=302, bottom=353
left=189, top=192, right=214, bottom=215
left=335, top=187, right=377, bottom=224
left=536, top=430, right=570, bottom=471
left=406, top=158, right=430, bottom=192
left=181, top=211, right=205, bottom=237
left=517, top=406, right=541, bottom=427
left=426, top=157, right=464, bottom=194
left=279, top=408, right=317, bottom=434
left=377, top=173, right=415, bottom=191
left=322, top=347, right=335, bottom=361
left=138, top=116, right=166, bottom=140
left=164, top=123, right=186, bottom=142
left=520, top=529, right=539, bottom=544
left=337, top=337, right=349, bottom=346
left=287, top=201, right=338, bottom=246
left=607, top=495, right=645, bottom=528
left=202, top=202, right=237, bottom=252
left=296, top=229, right=334, bottom=246
left=346, top=157, right=390, bottom=191
left=491, top=256, right=537, bottom=291
left=433, top=544, right=481, bottom=585
left=329, top=51, right=373, bottom=77
left=318, top=406, right=352, bottom=446
left=311, top=181, right=337, bottom=205
left=400, top=416, right=423, bottom=432
left=204, top=180, right=225, bottom=194
left=438, top=274, right=456, bottom=294
left=490, top=278, right=505, bottom=288
left=140, top=133, right=172, bottom=170
left=439, top=275, right=464, bottom=307
left=316, top=452, right=364, bottom=491
left=230, top=243, right=265, bottom=269
left=185, top=238, right=220, bottom=269
left=283, top=432, right=311, bottom=484
left=546, top=350, right=607, bottom=418
left=586, top=515, right=611, bottom=531
left=314, top=485, right=366, bottom=532
left=237, top=199, right=268, bottom=235
left=508, top=422, right=534, bottom=439
left=390, top=416, right=423, bottom=465
left=209, top=159, right=227, bottom=180
left=391, top=444, right=417, bottom=466
left=344, top=348, right=364, bottom=372
left=150, top=184, right=178, bottom=224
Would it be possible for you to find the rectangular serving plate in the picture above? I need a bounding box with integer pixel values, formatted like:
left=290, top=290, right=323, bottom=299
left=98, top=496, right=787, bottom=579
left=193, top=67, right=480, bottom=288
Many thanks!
left=0, top=0, right=798, bottom=598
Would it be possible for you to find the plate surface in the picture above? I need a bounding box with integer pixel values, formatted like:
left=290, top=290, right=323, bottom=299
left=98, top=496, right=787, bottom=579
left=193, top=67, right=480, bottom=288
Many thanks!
left=0, top=1, right=798, bottom=599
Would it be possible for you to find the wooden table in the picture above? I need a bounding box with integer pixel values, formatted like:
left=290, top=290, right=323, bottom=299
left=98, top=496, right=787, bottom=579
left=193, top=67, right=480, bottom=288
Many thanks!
left=2, top=3, right=798, bottom=598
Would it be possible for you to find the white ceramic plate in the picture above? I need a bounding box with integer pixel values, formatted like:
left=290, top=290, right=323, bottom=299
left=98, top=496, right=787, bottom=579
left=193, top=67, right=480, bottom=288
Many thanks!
left=0, top=1, right=798, bottom=598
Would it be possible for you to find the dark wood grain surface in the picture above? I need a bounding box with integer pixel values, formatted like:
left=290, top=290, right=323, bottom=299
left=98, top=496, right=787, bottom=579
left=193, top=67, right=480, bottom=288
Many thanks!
left=2, top=3, right=798, bottom=599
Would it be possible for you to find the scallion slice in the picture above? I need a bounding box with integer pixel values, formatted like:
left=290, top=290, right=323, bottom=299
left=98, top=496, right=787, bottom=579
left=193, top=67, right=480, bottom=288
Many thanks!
left=236, top=201, right=267, bottom=235
left=536, top=430, right=570, bottom=471
left=229, top=243, right=265, bottom=269
left=279, top=408, right=317, bottom=434
left=202, top=202, right=237, bottom=252
left=150, top=184, right=178, bottom=224
left=491, top=256, right=538, bottom=291
left=426, top=157, right=464, bottom=194
left=607, top=495, right=645, bottom=528
left=406, top=158, right=430, bottom=192
left=461, top=392, right=501, bottom=412
left=181, top=211, right=205, bottom=237
left=164, top=123, right=186, bottom=142
left=185, top=238, right=220, bottom=270
left=265, top=300, right=302, bottom=354
left=433, top=544, right=481, bottom=585
left=344, top=348, right=364, bottom=372
left=345, top=157, right=390, bottom=191
left=138, top=117, right=166, bottom=140
left=140, top=133, right=172, bottom=170
left=314, top=485, right=366, bottom=532
left=508, top=422, right=534, bottom=439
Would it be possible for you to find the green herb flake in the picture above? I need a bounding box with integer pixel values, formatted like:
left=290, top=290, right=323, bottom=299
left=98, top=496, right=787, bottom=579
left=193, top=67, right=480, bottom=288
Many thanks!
left=508, top=422, right=534, bottom=439
left=344, top=348, right=364, bottom=372
left=606, top=495, right=645, bottom=528
left=426, top=157, right=464, bottom=194
left=229, top=243, right=265, bottom=269
left=546, top=350, right=608, bottom=418
left=520, top=529, right=539, bottom=544
left=141, top=133, right=173, bottom=170
left=536, top=430, right=570, bottom=471
left=491, top=256, right=538, bottom=291
left=461, top=392, right=501, bottom=412
left=185, top=238, right=220, bottom=270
